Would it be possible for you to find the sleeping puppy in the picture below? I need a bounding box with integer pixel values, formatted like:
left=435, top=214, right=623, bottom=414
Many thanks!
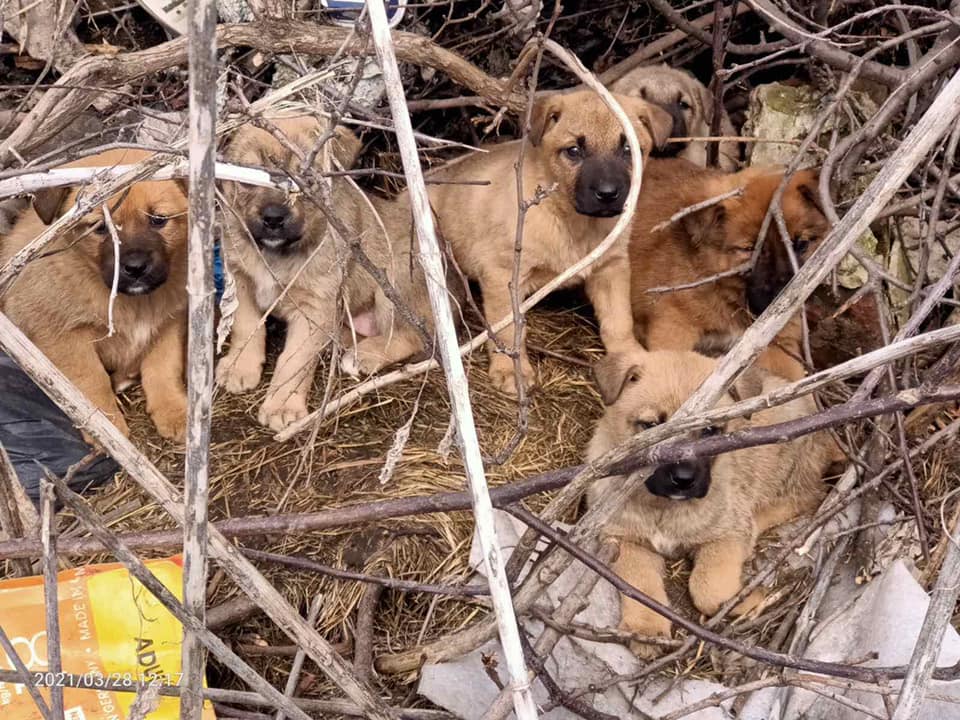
left=0, top=148, right=189, bottom=440
left=420, top=90, right=673, bottom=396
left=629, top=157, right=830, bottom=380
left=610, top=64, right=739, bottom=171
left=216, top=113, right=442, bottom=432
left=586, top=345, right=834, bottom=656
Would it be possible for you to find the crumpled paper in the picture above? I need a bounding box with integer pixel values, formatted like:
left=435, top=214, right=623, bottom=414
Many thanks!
left=741, top=559, right=960, bottom=720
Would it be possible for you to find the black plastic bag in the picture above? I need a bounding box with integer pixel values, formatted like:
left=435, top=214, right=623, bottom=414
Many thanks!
left=0, top=353, right=118, bottom=503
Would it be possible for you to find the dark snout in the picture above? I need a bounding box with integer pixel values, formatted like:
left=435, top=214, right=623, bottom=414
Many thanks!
left=575, top=157, right=631, bottom=217
left=651, top=102, right=688, bottom=157
left=248, top=202, right=304, bottom=251
left=645, top=460, right=711, bottom=500
left=100, top=239, right=169, bottom=296
left=746, top=245, right=793, bottom=316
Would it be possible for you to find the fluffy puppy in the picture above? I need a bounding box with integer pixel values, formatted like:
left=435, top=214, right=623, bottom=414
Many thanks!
left=610, top=64, right=739, bottom=171
left=587, top=347, right=834, bottom=655
left=216, top=114, right=440, bottom=432
left=629, top=157, right=830, bottom=380
left=421, top=90, right=673, bottom=395
left=0, top=148, right=189, bottom=440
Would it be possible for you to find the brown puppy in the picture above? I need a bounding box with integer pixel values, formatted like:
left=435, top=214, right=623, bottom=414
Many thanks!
left=587, top=346, right=833, bottom=656
left=629, top=157, right=830, bottom=380
left=216, top=114, right=441, bottom=432
left=420, top=90, right=673, bottom=395
left=0, top=149, right=189, bottom=440
left=610, top=64, right=739, bottom=171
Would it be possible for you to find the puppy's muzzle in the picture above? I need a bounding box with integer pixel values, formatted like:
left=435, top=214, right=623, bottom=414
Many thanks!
left=111, top=248, right=168, bottom=295
left=575, top=158, right=630, bottom=217
left=250, top=203, right=304, bottom=250
left=645, top=460, right=711, bottom=500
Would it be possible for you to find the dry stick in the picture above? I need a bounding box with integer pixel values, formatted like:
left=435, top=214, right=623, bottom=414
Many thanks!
left=0, top=625, right=52, bottom=720
left=891, top=513, right=960, bottom=719
left=276, top=594, right=324, bottom=720
left=181, top=0, right=219, bottom=710
left=0, top=312, right=397, bottom=719
left=0, top=671, right=454, bottom=720
left=39, top=473, right=64, bottom=720
left=364, top=1, right=536, bottom=716
left=47, top=473, right=319, bottom=720
left=4, top=320, right=960, bottom=561
left=0, top=442, right=34, bottom=577
left=0, top=20, right=526, bottom=164
left=354, top=584, right=384, bottom=685
left=378, top=69, right=960, bottom=674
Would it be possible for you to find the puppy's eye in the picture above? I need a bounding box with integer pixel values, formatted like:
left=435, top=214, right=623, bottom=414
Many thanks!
left=92, top=222, right=109, bottom=236
left=563, top=145, right=583, bottom=161
left=793, top=236, right=810, bottom=254
left=621, top=143, right=631, bottom=157
left=678, top=100, right=692, bottom=111
left=639, top=88, right=648, bottom=100
left=149, top=214, right=170, bottom=228
left=633, top=419, right=658, bottom=433
left=701, top=425, right=721, bottom=437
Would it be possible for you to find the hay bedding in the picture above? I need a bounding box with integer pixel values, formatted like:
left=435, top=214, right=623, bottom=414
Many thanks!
left=69, top=297, right=604, bottom=692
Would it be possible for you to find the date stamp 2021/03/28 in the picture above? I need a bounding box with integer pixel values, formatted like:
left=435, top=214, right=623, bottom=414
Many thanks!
left=30, top=671, right=185, bottom=688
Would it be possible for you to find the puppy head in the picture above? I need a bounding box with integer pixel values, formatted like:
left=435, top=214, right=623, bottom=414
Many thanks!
left=746, top=169, right=829, bottom=315
left=223, top=115, right=362, bottom=254
left=529, top=91, right=672, bottom=218
left=32, top=149, right=188, bottom=296
left=611, top=64, right=713, bottom=158
left=593, top=347, right=764, bottom=502
left=674, top=167, right=829, bottom=313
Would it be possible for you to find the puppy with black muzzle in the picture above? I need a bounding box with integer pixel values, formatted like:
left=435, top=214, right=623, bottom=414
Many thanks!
left=418, top=90, right=673, bottom=395
left=216, top=113, right=443, bottom=432
left=0, top=148, right=189, bottom=441
left=610, top=64, right=739, bottom=171
left=586, top=345, right=834, bottom=656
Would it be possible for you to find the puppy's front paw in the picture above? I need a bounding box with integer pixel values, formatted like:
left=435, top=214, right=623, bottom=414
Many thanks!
left=689, top=573, right=742, bottom=617
left=149, top=394, right=188, bottom=442
left=340, top=347, right=387, bottom=379
left=216, top=354, right=263, bottom=394
left=488, top=356, right=535, bottom=396
left=257, top=392, right=308, bottom=432
left=620, top=613, right=672, bottom=659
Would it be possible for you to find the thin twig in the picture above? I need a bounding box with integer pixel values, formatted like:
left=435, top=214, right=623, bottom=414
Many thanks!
left=39, top=472, right=64, bottom=720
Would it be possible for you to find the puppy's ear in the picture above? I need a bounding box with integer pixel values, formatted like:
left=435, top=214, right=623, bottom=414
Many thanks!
left=32, top=187, right=71, bottom=225
left=594, top=353, right=644, bottom=406
left=681, top=203, right=725, bottom=246
left=635, top=102, right=674, bottom=152
left=529, top=96, right=563, bottom=146
left=795, top=178, right=825, bottom=215
left=332, top=125, right=363, bottom=169
left=174, top=177, right=189, bottom=199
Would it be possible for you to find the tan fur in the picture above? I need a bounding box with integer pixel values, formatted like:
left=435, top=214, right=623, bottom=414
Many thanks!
left=586, top=348, right=834, bottom=656
left=0, top=149, right=189, bottom=441
left=420, top=90, right=673, bottom=395
left=629, top=158, right=830, bottom=381
left=216, top=114, right=441, bottom=432
left=610, top=64, right=739, bottom=171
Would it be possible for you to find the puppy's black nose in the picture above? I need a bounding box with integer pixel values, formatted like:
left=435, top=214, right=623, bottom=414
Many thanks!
left=670, top=463, right=697, bottom=489
left=593, top=183, right=621, bottom=204
left=261, top=204, right=289, bottom=230
left=120, top=251, right=151, bottom=279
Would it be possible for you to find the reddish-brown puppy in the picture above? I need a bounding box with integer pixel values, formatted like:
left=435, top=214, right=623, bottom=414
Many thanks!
left=628, top=157, right=829, bottom=380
